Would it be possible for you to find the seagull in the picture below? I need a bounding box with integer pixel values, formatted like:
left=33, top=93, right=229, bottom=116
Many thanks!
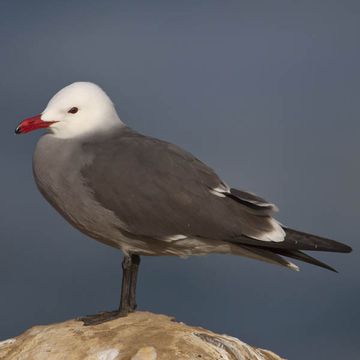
left=15, top=82, right=352, bottom=325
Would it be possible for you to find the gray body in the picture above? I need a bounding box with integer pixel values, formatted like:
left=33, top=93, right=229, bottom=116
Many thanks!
left=33, top=125, right=351, bottom=270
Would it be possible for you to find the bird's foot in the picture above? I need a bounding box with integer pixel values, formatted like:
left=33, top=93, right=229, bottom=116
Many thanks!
left=78, top=309, right=131, bottom=326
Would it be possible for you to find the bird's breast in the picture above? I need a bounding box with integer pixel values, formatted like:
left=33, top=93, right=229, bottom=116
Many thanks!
left=32, top=135, right=126, bottom=248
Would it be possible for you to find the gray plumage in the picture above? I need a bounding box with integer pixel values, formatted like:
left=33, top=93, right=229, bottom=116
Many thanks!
left=16, top=81, right=352, bottom=323
left=33, top=125, right=351, bottom=271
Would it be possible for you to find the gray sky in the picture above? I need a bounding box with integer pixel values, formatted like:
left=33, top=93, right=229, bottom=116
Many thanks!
left=1, top=1, right=359, bottom=359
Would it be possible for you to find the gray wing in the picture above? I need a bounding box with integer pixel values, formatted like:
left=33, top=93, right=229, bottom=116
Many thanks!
left=81, top=126, right=351, bottom=269
left=81, top=127, right=280, bottom=243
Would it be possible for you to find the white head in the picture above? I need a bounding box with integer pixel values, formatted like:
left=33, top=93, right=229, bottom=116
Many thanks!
left=16, top=82, right=123, bottom=138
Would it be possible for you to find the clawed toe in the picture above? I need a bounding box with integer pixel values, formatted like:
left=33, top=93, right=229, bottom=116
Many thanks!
left=78, top=254, right=140, bottom=326
left=78, top=310, right=128, bottom=326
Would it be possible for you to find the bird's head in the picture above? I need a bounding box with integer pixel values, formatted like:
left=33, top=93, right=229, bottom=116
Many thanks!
left=15, top=82, right=122, bottom=138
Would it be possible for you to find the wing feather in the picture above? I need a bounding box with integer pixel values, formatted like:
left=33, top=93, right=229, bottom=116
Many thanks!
left=81, top=127, right=281, bottom=242
left=81, top=127, right=351, bottom=263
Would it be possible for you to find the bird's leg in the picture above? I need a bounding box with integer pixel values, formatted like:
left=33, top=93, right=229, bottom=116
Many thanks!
left=79, top=253, right=139, bottom=326
left=128, top=254, right=141, bottom=312
left=118, top=254, right=133, bottom=315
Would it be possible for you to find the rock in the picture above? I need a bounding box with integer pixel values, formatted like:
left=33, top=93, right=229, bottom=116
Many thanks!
left=0, top=312, right=285, bottom=360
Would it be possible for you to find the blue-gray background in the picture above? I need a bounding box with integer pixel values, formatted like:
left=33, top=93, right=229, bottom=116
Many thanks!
left=0, top=1, right=359, bottom=359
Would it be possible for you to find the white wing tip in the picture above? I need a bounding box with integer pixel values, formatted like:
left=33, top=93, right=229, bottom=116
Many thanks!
left=255, top=219, right=285, bottom=242
left=288, top=262, right=300, bottom=272
left=209, top=184, right=229, bottom=197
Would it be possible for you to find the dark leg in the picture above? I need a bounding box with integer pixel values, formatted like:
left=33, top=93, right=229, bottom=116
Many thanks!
left=79, top=253, right=141, bottom=326
left=118, top=254, right=133, bottom=315
left=128, top=254, right=141, bottom=312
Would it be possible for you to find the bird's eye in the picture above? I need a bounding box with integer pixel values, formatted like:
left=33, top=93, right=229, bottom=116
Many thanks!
left=68, top=107, right=79, bottom=114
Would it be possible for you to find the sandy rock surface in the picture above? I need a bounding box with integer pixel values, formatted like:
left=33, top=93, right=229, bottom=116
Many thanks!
left=0, top=312, right=285, bottom=360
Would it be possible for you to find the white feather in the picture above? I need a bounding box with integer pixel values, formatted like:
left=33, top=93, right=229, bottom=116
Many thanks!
left=41, top=82, right=123, bottom=139
left=164, top=234, right=187, bottom=242
left=254, top=218, right=285, bottom=242
left=287, top=262, right=300, bottom=272
left=209, top=183, right=230, bottom=197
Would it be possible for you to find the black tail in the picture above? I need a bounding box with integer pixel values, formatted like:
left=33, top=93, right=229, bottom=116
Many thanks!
left=282, top=228, right=352, bottom=253
left=270, top=248, right=337, bottom=272
left=228, top=228, right=352, bottom=272
left=231, top=227, right=352, bottom=253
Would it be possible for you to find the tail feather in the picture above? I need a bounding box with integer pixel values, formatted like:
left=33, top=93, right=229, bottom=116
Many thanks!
left=271, top=248, right=338, bottom=272
left=227, top=227, right=351, bottom=272
left=229, top=228, right=352, bottom=253
left=230, top=244, right=299, bottom=271
left=283, top=228, right=352, bottom=253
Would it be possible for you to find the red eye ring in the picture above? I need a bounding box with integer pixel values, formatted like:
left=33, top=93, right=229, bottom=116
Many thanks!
left=68, top=107, right=79, bottom=114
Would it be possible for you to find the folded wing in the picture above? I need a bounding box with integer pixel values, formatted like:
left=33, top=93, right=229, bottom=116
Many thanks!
left=81, top=127, right=351, bottom=271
